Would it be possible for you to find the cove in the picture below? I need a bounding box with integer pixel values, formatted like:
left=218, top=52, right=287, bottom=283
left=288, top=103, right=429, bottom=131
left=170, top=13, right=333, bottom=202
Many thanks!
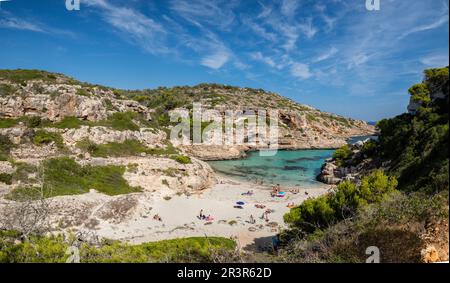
left=207, top=149, right=335, bottom=188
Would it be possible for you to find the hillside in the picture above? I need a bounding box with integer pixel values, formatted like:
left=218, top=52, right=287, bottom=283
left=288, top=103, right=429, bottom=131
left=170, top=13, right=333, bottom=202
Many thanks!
left=0, top=69, right=374, bottom=160
left=281, top=67, right=449, bottom=263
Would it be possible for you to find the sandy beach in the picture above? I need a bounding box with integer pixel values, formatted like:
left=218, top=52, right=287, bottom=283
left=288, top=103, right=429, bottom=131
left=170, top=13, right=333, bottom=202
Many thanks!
left=87, top=176, right=331, bottom=250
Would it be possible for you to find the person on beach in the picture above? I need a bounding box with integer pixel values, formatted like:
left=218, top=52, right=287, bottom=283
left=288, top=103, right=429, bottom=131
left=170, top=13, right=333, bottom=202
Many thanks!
left=249, top=214, right=255, bottom=224
left=199, top=209, right=204, bottom=219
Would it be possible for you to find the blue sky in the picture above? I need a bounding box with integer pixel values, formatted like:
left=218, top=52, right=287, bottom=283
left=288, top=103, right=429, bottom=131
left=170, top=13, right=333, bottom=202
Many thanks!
left=0, top=0, right=448, bottom=121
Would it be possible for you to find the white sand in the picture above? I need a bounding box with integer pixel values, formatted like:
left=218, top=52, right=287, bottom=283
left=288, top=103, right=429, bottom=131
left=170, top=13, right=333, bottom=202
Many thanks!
left=93, top=177, right=331, bottom=250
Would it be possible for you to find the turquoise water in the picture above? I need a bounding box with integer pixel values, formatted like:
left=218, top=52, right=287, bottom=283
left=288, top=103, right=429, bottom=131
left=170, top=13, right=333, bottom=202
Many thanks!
left=207, top=150, right=335, bottom=188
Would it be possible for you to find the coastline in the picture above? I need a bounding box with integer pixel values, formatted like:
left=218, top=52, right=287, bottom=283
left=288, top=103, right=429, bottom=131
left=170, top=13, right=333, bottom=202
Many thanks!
left=82, top=175, right=332, bottom=250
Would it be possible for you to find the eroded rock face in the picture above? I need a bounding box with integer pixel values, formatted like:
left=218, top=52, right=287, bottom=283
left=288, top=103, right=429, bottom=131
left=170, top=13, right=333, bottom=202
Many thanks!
left=47, top=93, right=107, bottom=121
left=62, top=126, right=166, bottom=148
left=0, top=92, right=108, bottom=122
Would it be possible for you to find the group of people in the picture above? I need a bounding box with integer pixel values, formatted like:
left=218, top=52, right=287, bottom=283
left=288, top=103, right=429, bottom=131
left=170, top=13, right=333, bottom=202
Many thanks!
left=270, top=184, right=282, bottom=197
left=198, top=209, right=214, bottom=221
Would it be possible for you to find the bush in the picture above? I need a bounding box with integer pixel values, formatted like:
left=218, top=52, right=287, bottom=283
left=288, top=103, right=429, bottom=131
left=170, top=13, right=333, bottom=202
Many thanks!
left=333, top=145, right=352, bottom=166
left=52, top=117, right=88, bottom=129
left=100, top=112, right=140, bottom=131
left=0, top=232, right=236, bottom=263
left=25, top=116, right=44, bottom=128
left=0, top=118, right=18, bottom=128
left=32, top=130, right=64, bottom=149
left=408, top=83, right=431, bottom=104
left=0, top=173, right=12, bottom=185
left=171, top=155, right=192, bottom=164
left=284, top=170, right=398, bottom=234
left=0, top=134, right=14, bottom=161
left=6, top=157, right=141, bottom=200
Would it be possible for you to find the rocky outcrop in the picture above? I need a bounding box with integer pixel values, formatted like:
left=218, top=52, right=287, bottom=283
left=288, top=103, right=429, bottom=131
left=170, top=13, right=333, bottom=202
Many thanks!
left=317, top=139, right=378, bottom=185
left=62, top=126, right=166, bottom=148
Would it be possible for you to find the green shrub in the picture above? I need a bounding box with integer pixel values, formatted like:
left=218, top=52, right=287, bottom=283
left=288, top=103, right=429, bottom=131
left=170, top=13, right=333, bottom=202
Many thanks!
left=25, top=116, right=44, bottom=128
left=333, top=145, right=352, bottom=167
left=100, top=112, right=140, bottom=131
left=171, top=155, right=192, bottom=164
left=32, top=130, right=64, bottom=149
left=6, top=157, right=141, bottom=200
left=0, top=232, right=235, bottom=263
left=11, top=162, right=38, bottom=184
left=0, top=173, right=12, bottom=185
left=0, top=70, right=58, bottom=84
left=360, top=139, right=377, bottom=156
left=52, top=117, right=88, bottom=129
left=0, top=84, right=16, bottom=96
left=0, top=118, right=18, bottom=128
left=408, top=83, right=431, bottom=104
left=284, top=170, right=398, bottom=233
left=0, top=134, right=14, bottom=161
left=76, top=88, right=90, bottom=97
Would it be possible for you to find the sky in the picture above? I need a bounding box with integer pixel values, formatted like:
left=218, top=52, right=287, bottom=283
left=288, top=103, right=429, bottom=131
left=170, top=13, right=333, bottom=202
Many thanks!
left=0, top=0, right=448, bottom=121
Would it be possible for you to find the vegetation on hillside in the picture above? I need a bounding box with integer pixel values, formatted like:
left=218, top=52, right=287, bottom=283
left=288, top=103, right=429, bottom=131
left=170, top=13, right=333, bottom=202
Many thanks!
left=6, top=157, right=141, bottom=200
left=0, top=231, right=236, bottom=263
left=280, top=67, right=449, bottom=262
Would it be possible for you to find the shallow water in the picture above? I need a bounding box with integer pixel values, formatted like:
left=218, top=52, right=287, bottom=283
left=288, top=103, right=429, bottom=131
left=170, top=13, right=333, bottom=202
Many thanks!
left=207, top=150, right=335, bottom=188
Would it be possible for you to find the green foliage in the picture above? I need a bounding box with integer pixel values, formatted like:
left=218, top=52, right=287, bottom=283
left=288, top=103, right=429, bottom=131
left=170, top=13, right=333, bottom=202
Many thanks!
left=52, top=117, right=89, bottom=129
left=11, top=162, right=38, bottom=184
left=6, top=157, right=141, bottom=200
left=25, top=116, right=44, bottom=128
left=283, top=170, right=398, bottom=233
left=0, top=118, right=18, bottom=128
left=333, top=145, right=352, bottom=167
left=76, top=88, right=90, bottom=97
left=377, top=72, right=448, bottom=193
left=0, top=173, right=12, bottom=185
left=0, top=134, right=14, bottom=161
left=0, top=69, right=58, bottom=84
left=360, top=139, right=377, bottom=156
left=76, top=139, right=148, bottom=157
left=408, top=83, right=431, bottom=104
left=0, top=233, right=69, bottom=263
left=0, top=232, right=236, bottom=263
left=76, top=139, right=177, bottom=157
left=32, top=130, right=64, bottom=149
left=99, top=111, right=140, bottom=131
left=171, top=155, right=192, bottom=164
left=0, top=83, right=17, bottom=97
left=279, top=190, right=448, bottom=263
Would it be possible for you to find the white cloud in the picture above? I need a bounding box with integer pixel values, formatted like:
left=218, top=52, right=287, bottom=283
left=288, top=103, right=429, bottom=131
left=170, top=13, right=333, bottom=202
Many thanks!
left=201, top=50, right=230, bottom=69
left=314, top=47, right=338, bottom=62
left=0, top=15, right=44, bottom=32
left=400, top=15, right=449, bottom=39
left=250, top=52, right=282, bottom=69
left=348, top=53, right=370, bottom=69
left=298, top=18, right=318, bottom=39
left=420, top=54, right=450, bottom=67
left=85, top=0, right=169, bottom=54
left=170, top=0, right=236, bottom=30
left=281, top=0, right=300, bottom=18
left=290, top=63, right=313, bottom=79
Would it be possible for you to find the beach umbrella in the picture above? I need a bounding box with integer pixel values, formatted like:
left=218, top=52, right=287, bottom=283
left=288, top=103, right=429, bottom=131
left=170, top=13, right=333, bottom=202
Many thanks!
left=236, top=201, right=245, bottom=205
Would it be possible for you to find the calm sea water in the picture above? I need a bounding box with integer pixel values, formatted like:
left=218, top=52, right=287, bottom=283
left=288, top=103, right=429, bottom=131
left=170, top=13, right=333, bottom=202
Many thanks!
left=207, top=150, right=335, bottom=188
